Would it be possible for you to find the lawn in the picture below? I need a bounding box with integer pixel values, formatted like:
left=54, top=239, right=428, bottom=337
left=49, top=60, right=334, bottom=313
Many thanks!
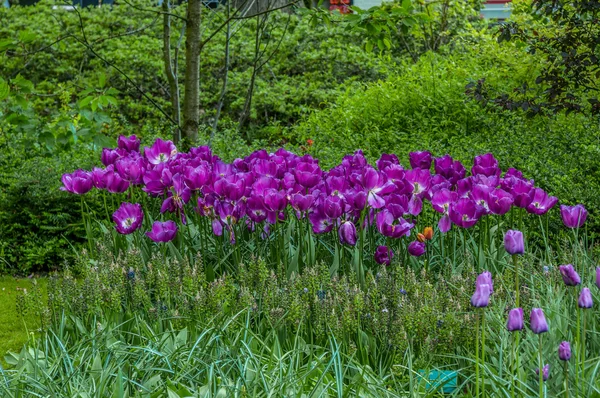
left=0, top=277, right=47, bottom=367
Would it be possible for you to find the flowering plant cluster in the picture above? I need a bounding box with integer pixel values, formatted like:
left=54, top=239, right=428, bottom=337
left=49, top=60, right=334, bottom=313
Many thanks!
left=61, top=136, right=587, bottom=267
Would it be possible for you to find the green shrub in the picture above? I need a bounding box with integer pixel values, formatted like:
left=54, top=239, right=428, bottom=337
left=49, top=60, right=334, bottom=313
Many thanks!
left=292, top=34, right=600, bottom=233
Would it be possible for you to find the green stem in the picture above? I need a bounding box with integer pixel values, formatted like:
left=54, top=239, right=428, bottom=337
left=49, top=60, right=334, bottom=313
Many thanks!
left=564, top=361, right=569, bottom=398
left=476, top=312, right=480, bottom=397
left=513, top=254, right=519, bottom=308
left=481, top=308, right=486, bottom=398
left=539, top=334, right=544, bottom=398
left=576, top=301, right=580, bottom=394
left=581, top=310, right=586, bottom=386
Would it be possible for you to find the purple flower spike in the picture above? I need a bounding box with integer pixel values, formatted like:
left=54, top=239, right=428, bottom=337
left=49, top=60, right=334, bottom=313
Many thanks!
left=409, top=151, right=432, bottom=170
left=449, top=198, right=481, bottom=228
left=374, top=246, right=393, bottom=265
left=144, top=138, right=177, bottom=165
left=506, top=308, right=524, bottom=331
left=535, top=364, right=549, bottom=382
left=530, top=308, right=549, bottom=334
left=558, top=342, right=571, bottom=361
left=578, top=287, right=593, bottom=309
left=339, top=221, right=357, bottom=246
left=146, top=220, right=178, bottom=243
left=504, top=230, right=524, bottom=255
left=559, top=264, right=581, bottom=286
left=61, top=170, right=93, bottom=195
left=470, top=283, right=490, bottom=308
left=560, top=204, right=588, bottom=228
left=117, top=135, right=140, bottom=152
left=112, top=202, right=143, bottom=234
left=472, top=153, right=500, bottom=177
left=408, top=241, right=426, bottom=257
left=527, top=188, right=558, bottom=215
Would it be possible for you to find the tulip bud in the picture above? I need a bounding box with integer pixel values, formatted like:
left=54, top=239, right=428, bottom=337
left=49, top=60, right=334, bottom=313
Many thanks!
left=596, top=267, right=600, bottom=290
left=535, top=364, right=549, bottom=381
left=558, top=341, right=571, bottom=361
left=578, top=287, right=593, bottom=309
left=504, top=230, right=524, bottom=255
left=417, top=233, right=426, bottom=243
left=559, top=264, right=581, bottom=286
left=423, top=226, right=433, bottom=240
left=374, top=246, right=393, bottom=266
left=530, top=308, right=549, bottom=334
left=338, top=221, right=357, bottom=246
left=408, top=241, right=426, bottom=257
left=470, top=283, right=491, bottom=308
left=476, top=271, right=494, bottom=294
left=506, top=308, right=524, bottom=332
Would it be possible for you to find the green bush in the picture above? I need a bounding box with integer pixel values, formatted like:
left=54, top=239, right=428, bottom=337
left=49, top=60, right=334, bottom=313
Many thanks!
left=292, top=34, right=600, bottom=232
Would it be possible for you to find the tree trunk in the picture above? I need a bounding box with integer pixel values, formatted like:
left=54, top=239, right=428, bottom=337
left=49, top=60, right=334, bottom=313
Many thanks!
left=182, top=0, right=202, bottom=147
left=162, top=0, right=181, bottom=144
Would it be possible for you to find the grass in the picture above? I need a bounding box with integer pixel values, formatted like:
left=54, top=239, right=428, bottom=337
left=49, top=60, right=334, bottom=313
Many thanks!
left=0, top=276, right=47, bottom=367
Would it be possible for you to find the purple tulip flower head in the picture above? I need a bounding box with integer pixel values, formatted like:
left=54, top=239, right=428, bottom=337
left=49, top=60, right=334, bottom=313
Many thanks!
left=504, top=230, right=524, bottom=255
left=510, top=179, right=535, bottom=208
left=408, top=241, right=426, bottom=257
left=488, top=188, right=514, bottom=215
left=61, top=170, right=94, bottom=194
left=112, top=202, right=143, bottom=234
left=476, top=271, right=494, bottom=294
left=558, top=341, right=571, bottom=361
left=506, top=308, right=524, bottom=332
left=535, top=364, right=549, bottom=382
left=146, top=220, right=178, bottom=243
left=144, top=138, right=177, bottom=165
left=376, top=153, right=399, bottom=171
left=527, top=188, right=558, bottom=215
left=374, top=246, right=393, bottom=266
left=101, top=148, right=125, bottom=167
left=117, top=135, right=140, bottom=152
left=559, top=264, right=581, bottom=286
left=470, top=283, right=491, bottom=308
left=530, top=308, right=549, bottom=334
left=409, top=151, right=432, bottom=170
left=578, top=287, right=593, bottom=309
left=103, top=168, right=130, bottom=194
left=560, top=204, right=588, bottom=228
left=596, top=267, right=600, bottom=290
left=294, top=161, right=322, bottom=189
left=472, top=153, right=500, bottom=177
left=449, top=198, right=481, bottom=228
left=339, top=221, right=357, bottom=246
left=434, top=154, right=466, bottom=184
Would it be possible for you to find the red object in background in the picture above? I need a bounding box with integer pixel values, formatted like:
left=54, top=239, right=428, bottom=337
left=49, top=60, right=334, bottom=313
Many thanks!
left=329, top=4, right=339, bottom=10
left=330, top=0, right=339, bottom=4
left=340, top=0, right=350, bottom=5
left=339, top=4, right=349, bottom=13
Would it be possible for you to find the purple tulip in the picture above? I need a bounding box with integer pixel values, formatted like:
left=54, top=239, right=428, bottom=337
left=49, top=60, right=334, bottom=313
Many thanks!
left=431, top=189, right=456, bottom=214
left=294, top=161, right=322, bottom=188
left=596, top=267, right=600, bottom=290
left=376, top=210, right=413, bottom=239
left=115, top=156, right=146, bottom=185
left=184, top=163, right=212, bottom=191
left=470, top=184, right=491, bottom=214
left=470, top=283, right=491, bottom=308
left=143, top=163, right=173, bottom=196
left=61, top=170, right=93, bottom=194
left=117, top=135, right=140, bottom=152
left=405, top=169, right=431, bottom=198
left=409, top=151, right=432, bottom=170
left=103, top=168, right=130, bottom=194
left=535, top=364, right=549, bottom=382
left=374, top=245, right=393, bottom=265
left=578, top=287, right=593, bottom=308
left=408, top=241, right=426, bottom=257
left=101, top=148, right=125, bottom=166
left=476, top=271, right=494, bottom=294
left=434, top=154, right=466, bottom=184
left=488, top=188, right=514, bottom=215
left=290, top=193, right=314, bottom=213
left=472, top=153, right=500, bottom=177
left=449, top=198, right=481, bottom=228
left=376, top=153, right=399, bottom=171
left=560, top=204, right=588, bottom=228
left=510, top=179, right=535, bottom=208
left=363, top=168, right=396, bottom=209
left=112, top=202, right=143, bottom=234
left=438, top=215, right=451, bottom=233
left=323, top=195, right=343, bottom=219
left=339, top=221, right=357, bottom=246
left=558, top=341, right=571, bottom=361
left=504, top=230, right=524, bottom=255
left=526, top=188, right=558, bottom=215
left=506, top=308, right=524, bottom=331
left=530, top=308, right=549, bottom=334
left=144, top=138, right=177, bottom=165
left=146, top=220, right=178, bottom=243
left=559, top=264, right=581, bottom=286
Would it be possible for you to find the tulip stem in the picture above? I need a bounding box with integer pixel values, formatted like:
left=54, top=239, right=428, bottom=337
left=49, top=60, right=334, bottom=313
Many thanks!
left=576, top=302, right=580, bottom=394
left=481, top=308, right=486, bottom=398
left=513, top=254, right=519, bottom=308
left=581, top=310, right=586, bottom=387
left=564, top=361, right=569, bottom=398
left=511, top=331, right=519, bottom=398
left=538, top=334, right=544, bottom=398
left=476, top=312, right=480, bottom=398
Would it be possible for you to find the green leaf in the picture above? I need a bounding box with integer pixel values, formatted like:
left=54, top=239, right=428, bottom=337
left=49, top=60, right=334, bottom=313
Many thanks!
left=98, top=73, right=106, bottom=88
left=78, top=96, right=93, bottom=109
left=18, top=30, right=36, bottom=44
left=0, top=77, right=9, bottom=101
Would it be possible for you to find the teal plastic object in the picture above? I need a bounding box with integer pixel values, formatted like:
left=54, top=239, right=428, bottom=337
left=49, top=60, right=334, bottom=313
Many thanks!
left=417, top=370, right=458, bottom=394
